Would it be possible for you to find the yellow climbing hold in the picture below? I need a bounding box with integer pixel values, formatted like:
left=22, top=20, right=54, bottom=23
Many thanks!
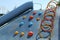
left=14, top=31, right=19, bottom=35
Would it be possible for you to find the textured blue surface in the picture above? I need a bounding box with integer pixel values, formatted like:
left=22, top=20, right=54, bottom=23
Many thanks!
left=0, top=2, right=59, bottom=40
left=0, top=10, right=44, bottom=40
left=0, top=9, right=59, bottom=40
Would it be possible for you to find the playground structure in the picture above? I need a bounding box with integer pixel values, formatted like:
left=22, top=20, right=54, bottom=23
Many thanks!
left=0, top=0, right=59, bottom=40
left=37, top=0, right=58, bottom=40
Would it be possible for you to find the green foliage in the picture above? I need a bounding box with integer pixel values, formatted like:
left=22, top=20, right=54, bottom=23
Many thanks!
left=57, top=1, right=60, bottom=6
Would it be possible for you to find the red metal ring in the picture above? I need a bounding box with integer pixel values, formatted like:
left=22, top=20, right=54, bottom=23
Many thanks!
left=46, top=0, right=57, bottom=11
left=44, top=9, right=55, bottom=17
left=41, top=25, right=53, bottom=32
left=41, top=20, right=54, bottom=28
left=44, top=9, right=55, bottom=21
left=44, top=14, right=55, bottom=21
left=40, top=20, right=54, bottom=32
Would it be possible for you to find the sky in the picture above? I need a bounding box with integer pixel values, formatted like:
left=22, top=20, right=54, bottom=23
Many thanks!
left=0, top=0, right=59, bottom=14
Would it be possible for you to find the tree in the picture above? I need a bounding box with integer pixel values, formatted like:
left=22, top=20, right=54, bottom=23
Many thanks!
left=57, top=1, right=60, bottom=6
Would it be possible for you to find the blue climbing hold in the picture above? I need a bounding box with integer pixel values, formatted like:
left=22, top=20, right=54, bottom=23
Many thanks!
left=29, top=22, right=33, bottom=27
left=19, top=22, right=24, bottom=26
left=38, top=12, right=42, bottom=16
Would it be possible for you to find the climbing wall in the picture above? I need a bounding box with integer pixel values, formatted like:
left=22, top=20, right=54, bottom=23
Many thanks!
left=0, top=0, right=59, bottom=40
left=0, top=9, right=44, bottom=40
